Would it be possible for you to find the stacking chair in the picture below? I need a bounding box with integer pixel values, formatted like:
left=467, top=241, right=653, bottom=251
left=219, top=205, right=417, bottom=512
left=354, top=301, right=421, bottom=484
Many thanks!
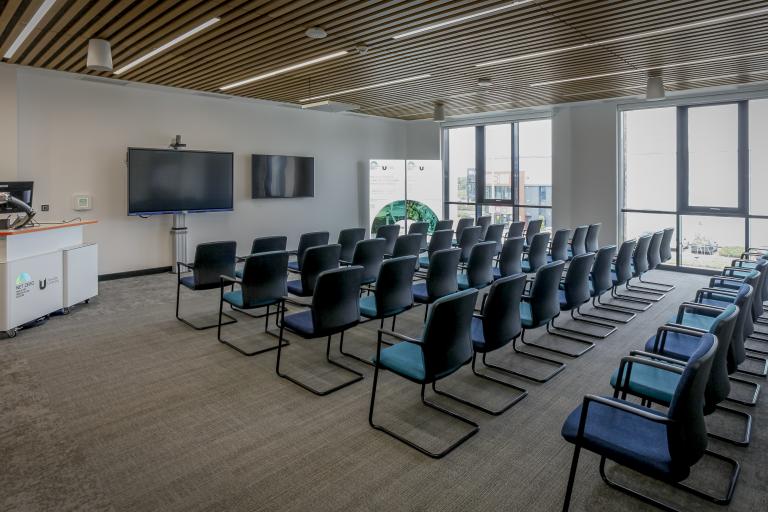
left=413, top=248, right=461, bottom=321
left=276, top=266, right=365, bottom=395
left=237, top=235, right=287, bottom=262
left=521, top=231, right=550, bottom=273
left=418, top=229, right=453, bottom=270
left=635, top=304, right=750, bottom=446
left=391, top=233, right=423, bottom=272
left=457, top=225, right=482, bottom=265
left=435, top=219, right=453, bottom=232
left=561, top=335, right=730, bottom=511
left=376, top=224, right=401, bottom=256
left=637, top=230, right=675, bottom=291
left=288, top=231, right=329, bottom=272
left=432, top=274, right=528, bottom=415
left=625, top=234, right=666, bottom=301
left=610, top=239, right=653, bottom=312
left=585, top=223, right=601, bottom=253
left=458, top=241, right=496, bottom=291
left=337, top=227, right=366, bottom=263
left=524, top=218, right=543, bottom=248
left=340, top=256, right=416, bottom=365
left=506, top=221, right=525, bottom=239
left=568, top=225, right=588, bottom=260
left=476, top=215, right=492, bottom=240
left=582, top=245, right=637, bottom=324
left=454, top=217, right=475, bottom=246
left=544, top=253, right=616, bottom=357
left=548, top=228, right=570, bottom=263
left=286, top=244, right=340, bottom=299
left=493, top=236, right=524, bottom=280
left=218, top=251, right=288, bottom=355
left=509, top=261, right=568, bottom=383
left=177, top=241, right=238, bottom=330
left=483, top=223, right=506, bottom=256
left=368, top=288, right=480, bottom=458
left=347, top=238, right=386, bottom=287
left=407, top=221, right=429, bottom=251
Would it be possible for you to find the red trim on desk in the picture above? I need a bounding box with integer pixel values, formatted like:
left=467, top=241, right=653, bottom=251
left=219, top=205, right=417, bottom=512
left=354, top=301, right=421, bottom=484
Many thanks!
left=0, top=220, right=98, bottom=236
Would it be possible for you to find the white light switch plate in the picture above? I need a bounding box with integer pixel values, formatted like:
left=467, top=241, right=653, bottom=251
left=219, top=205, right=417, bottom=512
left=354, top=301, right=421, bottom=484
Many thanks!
left=73, top=195, right=92, bottom=211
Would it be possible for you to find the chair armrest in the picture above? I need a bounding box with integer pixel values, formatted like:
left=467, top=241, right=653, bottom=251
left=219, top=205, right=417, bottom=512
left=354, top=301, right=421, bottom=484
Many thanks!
left=177, top=261, right=194, bottom=271
left=661, top=323, right=708, bottom=335
left=629, top=350, right=688, bottom=366
left=696, top=287, right=737, bottom=302
left=236, top=255, right=247, bottom=263
left=339, top=259, right=352, bottom=266
left=620, top=355, right=685, bottom=375
left=377, top=329, right=423, bottom=345
left=675, top=301, right=721, bottom=323
left=220, top=275, right=241, bottom=285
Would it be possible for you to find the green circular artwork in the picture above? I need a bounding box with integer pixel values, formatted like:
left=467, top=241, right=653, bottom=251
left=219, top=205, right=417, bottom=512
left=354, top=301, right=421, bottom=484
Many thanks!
left=371, top=200, right=439, bottom=233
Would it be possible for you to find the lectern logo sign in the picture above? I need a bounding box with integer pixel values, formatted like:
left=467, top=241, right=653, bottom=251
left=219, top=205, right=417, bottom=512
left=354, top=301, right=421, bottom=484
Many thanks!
left=15, top=272, right=34, bottom=299
left=39, top=279, right=47, bottom=290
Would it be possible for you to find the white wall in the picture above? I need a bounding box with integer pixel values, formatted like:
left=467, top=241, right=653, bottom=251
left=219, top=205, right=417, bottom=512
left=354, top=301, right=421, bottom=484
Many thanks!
left=3, top=66, right=410, bottom=274
left=405, top=121, right=441, bottom=160
left=0, top=65, right=16, bottom=181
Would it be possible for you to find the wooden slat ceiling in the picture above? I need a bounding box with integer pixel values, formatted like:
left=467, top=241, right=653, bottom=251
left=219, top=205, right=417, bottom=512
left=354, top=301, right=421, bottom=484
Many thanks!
left=2, top=0, right=768, bottom=120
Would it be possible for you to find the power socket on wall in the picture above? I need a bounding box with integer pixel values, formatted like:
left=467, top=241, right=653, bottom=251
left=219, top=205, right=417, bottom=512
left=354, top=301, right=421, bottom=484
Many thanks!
left=41, top=204, right=49, bottom=211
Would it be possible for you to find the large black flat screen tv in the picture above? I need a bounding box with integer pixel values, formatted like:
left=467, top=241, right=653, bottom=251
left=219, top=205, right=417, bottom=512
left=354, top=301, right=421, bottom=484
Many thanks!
left=127, top=148, right=233, bottom=215
left=252, top=154, right=314, bottom=198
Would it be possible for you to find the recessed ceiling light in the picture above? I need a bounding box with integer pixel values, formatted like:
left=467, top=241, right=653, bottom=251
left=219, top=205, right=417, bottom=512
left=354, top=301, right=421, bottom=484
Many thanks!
left=299, top=74, right=432, bottom=102
left=3, top=0, right=58, bottom=60
left=305, top=26, right=327, bottom=39
left=477, top=77, right=493, bottom=88
left=477, top=6, right=768, bottom=67
left=114, top=17, right=220, bottom=74
left=530, top=49, right=768, bottom=87
left=392, top=1, right=533, bottom=40
left=220, top=50, right=348, bottom=90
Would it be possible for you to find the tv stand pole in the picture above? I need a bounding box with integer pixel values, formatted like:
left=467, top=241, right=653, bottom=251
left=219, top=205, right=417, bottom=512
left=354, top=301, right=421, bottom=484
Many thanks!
left=171, top=212, right=187, bottom=273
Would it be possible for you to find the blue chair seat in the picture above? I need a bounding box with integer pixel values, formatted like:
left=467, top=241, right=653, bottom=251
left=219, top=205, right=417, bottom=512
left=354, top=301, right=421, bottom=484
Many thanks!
left=287, top=280, right=309, bottom=297
left=359, top=295, right=378, bottom=318
left=458, top=273, right=470, bottom=290
left=419, top=255, right=430, bottom=268
left=179, top=275, right=223, bottom=291
left=222, top=290, right=279, bottom=309
left=287, top=261, right=300, bottom=271
left=361, top=275, right=377, bottom=286
left=520, top=301, right=534, bottom=328
left=282, top=310, right=315, bottom=337
left=521, top=260, right=533, bottom=273
left=562, top=397, right=684, bottom=481
left=492, top=267, right=502, bottom=280
left=235, top=268, right=244, bottom=279
left=611, top=271, right=621, bottom=285
left=679, top=311, right=716, bottom=331
left=644, top=331, right=701, bottom=361
left=179, top=275, right=196, bottom=289
left=412, top=282, right=430, bottom=303
left=558, top=289, right=568, bottom=309
left=374, top=341, right=425, bottom=382
left=610, top=363, right=680, bottom=405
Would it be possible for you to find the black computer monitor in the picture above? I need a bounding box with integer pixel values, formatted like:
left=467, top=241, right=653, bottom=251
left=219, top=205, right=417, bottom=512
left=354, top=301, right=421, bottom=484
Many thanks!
left=0, top=182, right=34, bottom=213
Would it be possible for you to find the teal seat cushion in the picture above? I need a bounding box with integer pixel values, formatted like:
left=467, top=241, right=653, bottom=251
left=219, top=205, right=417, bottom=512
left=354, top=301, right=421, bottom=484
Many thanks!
left=700, top=297, right=733, bottom=308
left=521, top=260, right=532, bottom=273
left=235, top=268, right=244, bottom=279
left=520, top=301, right=534, bottom=327
left=610, top=363, right=680, bottom=405
left=222, top=290, right=278, bottom=309
left=359, top=295, right=378, bottom=318
left=412, top=282, right=430, bottom=303
left=419, top=255, right=430, bottom=268
left=374, top=342, right=425, bottom=382
left=458, top=273, right=470, bottom=290
left=679, top=311, right=716, bottom=331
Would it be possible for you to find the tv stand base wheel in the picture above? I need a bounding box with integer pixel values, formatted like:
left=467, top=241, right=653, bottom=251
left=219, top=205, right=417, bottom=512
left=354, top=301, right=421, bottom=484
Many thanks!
left=6, top=328, right=17, bottom=338
left=62, top=307, right=71, bottom=315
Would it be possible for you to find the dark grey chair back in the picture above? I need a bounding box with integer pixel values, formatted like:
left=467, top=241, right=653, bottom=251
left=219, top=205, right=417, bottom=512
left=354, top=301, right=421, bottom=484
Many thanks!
left=476, top=215, right=492, bottom=239
left=484, top=223, right=506, bottom=254
left=408, top=221, right=429, bottom=251
left=376, top=224, right=401, bottom=255
left=300, top=244, right=341, bottom=296
left=458, top=226, right=483, bottom=263
left=550, top=229, right=571, bottom=262
left=585, top=223, right=601, bottom=253
left=648, top=231, right=663, bottom=270
left=422, top=289, right=478, bottom=381
left=725, top=285, right=753, bottom=371
left=570, top=225, right=588, bottom=258
left=250, top=236, right=287, bottom=255
left=499, top=237, right=524, bottom=277
left=481, top=274, right=526, bottom=351
left=703, top=305, right=739, bottom=415
left=660, top=227, right=675, bottom=262
left=311, top=266, right=363, bottom=336
left=192, top=241, right=237, bottom=288
left=296, top=231, right=330, bottom=270
left=525, top=219, right=543, bottom=246
left=455, top=217, right=475, bottom=243
left=465, top=241, right=496, bottom=289
left=240, top=251, right=288, bottom=307
left=591, top=245, right=616, bottom=296
left=426, top=248, right=461, bottom=300
left=527, top=232, right=551, bottom=272
left=337, top=228, right=366, bottom=262
left=392, top=234, right=423, bottom=271
left=352, top=238, right=386, bottom=284
left=435, top=219, right=453, bottom=232
left=427, top=229, right=453, bottom=257
left=507, top=221, right=525, bottom=239
left=633, top=234, right=652, bottom=276
left=528, top=260, right=565, bottom=327
left=562, top=252, right=595, bottom=309
left=375, top=256, right=416, bottom=317
left=614, top=239, right=636, bottom=285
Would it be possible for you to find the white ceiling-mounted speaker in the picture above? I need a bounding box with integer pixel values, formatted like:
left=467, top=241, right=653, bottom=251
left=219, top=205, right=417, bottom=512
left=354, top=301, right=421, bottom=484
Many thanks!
left=86, top=39, right=113, bottom=72
left=477, top=77, right=493, bottom=88
left=433, top=101, right=445, bottom=122
left=301, top=100, right=358, bottom=113
left=305, top=26, right=327, bottom=39
left=646, top=72, right=665, bottom=100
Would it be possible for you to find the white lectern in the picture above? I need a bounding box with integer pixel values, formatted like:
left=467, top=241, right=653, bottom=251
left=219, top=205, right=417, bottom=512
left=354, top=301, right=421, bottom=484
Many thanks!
left=0, top=221, right=98, bottom=336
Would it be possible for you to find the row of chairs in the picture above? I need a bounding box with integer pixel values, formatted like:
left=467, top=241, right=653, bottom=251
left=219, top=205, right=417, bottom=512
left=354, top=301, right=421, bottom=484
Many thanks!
left=559, top=248, right=768, bottom=510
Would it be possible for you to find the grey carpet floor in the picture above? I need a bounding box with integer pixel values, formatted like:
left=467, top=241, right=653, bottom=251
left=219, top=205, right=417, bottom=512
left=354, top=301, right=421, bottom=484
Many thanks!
left=1, top=270, right=767, bottom=511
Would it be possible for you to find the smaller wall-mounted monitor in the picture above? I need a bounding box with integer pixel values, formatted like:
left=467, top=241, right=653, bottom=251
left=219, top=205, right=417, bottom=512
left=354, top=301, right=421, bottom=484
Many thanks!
left=0, top=181, right=33, bottom=213
left=252, top=154, right=314, bottom=198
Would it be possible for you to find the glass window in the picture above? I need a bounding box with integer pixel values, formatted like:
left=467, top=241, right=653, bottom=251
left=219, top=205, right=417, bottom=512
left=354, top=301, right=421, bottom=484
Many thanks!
left=519, top=119, right=552, bottom=206
left=448, top=203, right=476, bottom=221
left=623, top=108, right=677, bottom=210
left=481, top=205, right=515, bottom=226
left=750, top=218, right=768, bottom=252
left=484, top=124, right=512, bottom=201
left=623, top=212, right=677, bottom=257
left=681, top=215, right=744, bottom=269
left=687, top=104, right=739, bottom=208
left=749, top=99, right=768, bottom=215
left=448, top=127, right=476, bottom=203
left=519, top=206, right=551, bottom=232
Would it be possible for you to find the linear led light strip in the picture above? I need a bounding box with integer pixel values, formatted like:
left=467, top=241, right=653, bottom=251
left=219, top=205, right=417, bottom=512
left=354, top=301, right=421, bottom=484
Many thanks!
left=530, top=49, right=768, bottom=87
left=220, top=51, right=348, bottom=90
left=477, top=6, right=768, bottom=67
left=114, top=17, right=220, bottom=75
left=2, top=0, right=58, bottom=59
left=392, top=0, right=534, bottom=39
left=298, top=74, right=432, bottom=102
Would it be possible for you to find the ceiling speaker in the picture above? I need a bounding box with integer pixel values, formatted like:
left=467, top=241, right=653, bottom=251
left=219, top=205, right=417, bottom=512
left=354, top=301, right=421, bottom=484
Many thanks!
left=433, top=101, right=445, bottom=122
left=87, top=39, right=113, bottom=72
left=646, top=73, right=665, bottom=100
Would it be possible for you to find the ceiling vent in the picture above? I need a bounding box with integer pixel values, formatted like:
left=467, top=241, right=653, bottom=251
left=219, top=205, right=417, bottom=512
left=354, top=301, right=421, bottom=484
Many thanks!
left=301, top=100, right=359, bottom=113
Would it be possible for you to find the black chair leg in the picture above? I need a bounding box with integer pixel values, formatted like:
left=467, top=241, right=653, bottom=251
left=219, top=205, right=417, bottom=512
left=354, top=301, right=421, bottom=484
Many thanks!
left=708, top=405, right=752, bottom=447
left=519, top=320, right=595, bottom=358
left=610, top=287, right=653, bottom=311
left=218, top=300, right=287, bottom=356
left=276, top=330, right=364, bottom=396
left=368, top=372, right=479, bottom=459
left=638, top=273, right=675, bottom=291
left=598, top=457, right=679, bottom=511
left=673, top=450, right=740, bottom=506
left=431, top=353, right=528, bottom=416
left=339, top=325, right=376, bottom=367
left=578, top=296, right=636, bottom=324
left=737, top=354, right=768, bottom=378
left=625, top=278, right=667, bottom=301
left=177, top=284, right=236, bottom=330
left=726, top=376, right=760, bottom=407
left=482, top=333, right=566, bottom=383
left=561, top=444, right=582, bottom=512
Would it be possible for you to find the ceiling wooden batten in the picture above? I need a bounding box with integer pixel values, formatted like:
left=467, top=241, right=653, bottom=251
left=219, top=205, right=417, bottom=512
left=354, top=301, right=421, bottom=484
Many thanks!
left=2, top=0, right=768, bottom=120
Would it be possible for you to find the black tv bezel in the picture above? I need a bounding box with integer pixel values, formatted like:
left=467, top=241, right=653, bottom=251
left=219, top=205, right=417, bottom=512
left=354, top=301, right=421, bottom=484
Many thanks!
left=251, top=154, right=315, bottom=199
left=127, top=147, right=234, bottom=216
